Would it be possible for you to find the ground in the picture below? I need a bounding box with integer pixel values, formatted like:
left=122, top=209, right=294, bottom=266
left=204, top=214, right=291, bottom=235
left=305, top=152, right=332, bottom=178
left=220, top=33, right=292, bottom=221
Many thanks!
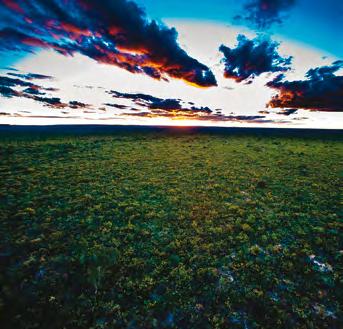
left=0, top=126, right=342, bottom=329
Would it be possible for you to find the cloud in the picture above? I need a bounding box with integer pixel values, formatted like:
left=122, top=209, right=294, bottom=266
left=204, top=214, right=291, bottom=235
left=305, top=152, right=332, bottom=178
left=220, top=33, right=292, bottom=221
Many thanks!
left=31, top=95, right=66, bottom=108
left=0, top=72, right=89, bottom=109
left=69, top=100, right=88, bottom=109
left=219, top=34, right=292, bottom=83
left=121, top=110, right=280, bottom=124
left=108, top=90, right=213, bottom=113
left=277, top=108, right=298, bottom=116
left=0, top=0, right=217, bottom=87
left=0, top=73, right=58, bottom=101
left=7, top=72, right=53, bottom=80
left=104, top=103, right=129, bottom=110
left=0, top=75, right=40, bottom=89
left=1, top=80, right=291, bottom=124
left=1, top=67, right=18, bottom=71
left=5, top=113, right=82, bottom=119
left=0, top=85, right=19, bottom=97
left=109, top=90, right=164, bottom=104
left=107, top=90, right=286, bottom=123
left=266, top=60, right=343, bottom=112
left=28, top=96, right=88, bottom=109
left=0, top=72, right=56, bottom=95
left=0, top=75, right=44, bottom=97
left=22, top=87, right=46, bottom=95
left=235, top=0, right=296, bottom=30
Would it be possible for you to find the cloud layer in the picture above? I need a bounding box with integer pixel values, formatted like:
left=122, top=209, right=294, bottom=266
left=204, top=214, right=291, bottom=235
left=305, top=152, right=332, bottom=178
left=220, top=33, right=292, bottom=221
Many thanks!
left=219, top=34, right=292, bottom=83
left=0, top=71, right=88, bottom=109
left=0, top=0, right=217, bottom=87
left=108, top=90, right=212, bottom=113
left=107, top=90, right=283, bottom=123
left=267, top=60, right=343, bottom=112
left=0, top=70, right=287, bottom=124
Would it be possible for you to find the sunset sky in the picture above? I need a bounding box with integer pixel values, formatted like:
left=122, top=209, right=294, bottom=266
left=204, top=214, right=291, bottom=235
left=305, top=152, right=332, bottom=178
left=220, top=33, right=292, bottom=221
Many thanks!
left=0, top=0, right=342, bottom=128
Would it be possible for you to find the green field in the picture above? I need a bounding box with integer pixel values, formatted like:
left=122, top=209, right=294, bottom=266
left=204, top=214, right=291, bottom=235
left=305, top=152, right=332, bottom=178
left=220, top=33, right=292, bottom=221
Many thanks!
left=0, top=128, right=342, bottom=328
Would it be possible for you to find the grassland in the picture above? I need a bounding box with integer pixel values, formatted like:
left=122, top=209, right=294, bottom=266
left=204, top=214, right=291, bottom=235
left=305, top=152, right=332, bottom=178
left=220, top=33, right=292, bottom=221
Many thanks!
left=0, top=126, right=342, bottom=329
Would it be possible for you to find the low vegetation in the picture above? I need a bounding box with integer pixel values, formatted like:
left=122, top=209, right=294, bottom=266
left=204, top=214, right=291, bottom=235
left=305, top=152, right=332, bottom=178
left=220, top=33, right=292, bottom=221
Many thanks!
left=0, top=128, right=342, bottom=328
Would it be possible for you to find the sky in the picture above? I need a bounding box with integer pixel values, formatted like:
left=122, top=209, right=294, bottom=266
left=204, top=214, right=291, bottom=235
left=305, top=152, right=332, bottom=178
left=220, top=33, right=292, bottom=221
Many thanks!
left=0, top=0, right=342, bottom=128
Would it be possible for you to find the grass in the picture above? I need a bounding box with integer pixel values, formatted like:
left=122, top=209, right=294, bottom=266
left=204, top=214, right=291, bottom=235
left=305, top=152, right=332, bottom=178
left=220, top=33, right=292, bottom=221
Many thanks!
left=0, top=128, right=342, bottom=328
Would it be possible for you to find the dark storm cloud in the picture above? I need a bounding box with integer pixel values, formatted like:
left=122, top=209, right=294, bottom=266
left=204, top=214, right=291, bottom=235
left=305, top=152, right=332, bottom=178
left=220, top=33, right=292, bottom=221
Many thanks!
left=0, top=0, right=217, bottom=87
left=266, top=60, right=343, bottom=112
left=235, top=0, right=296, bottom=30
left=219, top=34, right=292, bottom=83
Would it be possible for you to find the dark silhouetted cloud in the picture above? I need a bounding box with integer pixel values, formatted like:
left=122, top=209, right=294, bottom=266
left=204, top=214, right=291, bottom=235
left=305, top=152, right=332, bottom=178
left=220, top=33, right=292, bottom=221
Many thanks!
left=1, top=67, right=18, bottom=71
left=0, top=73, right=89, bottom=109
left=104, top=103, right=129, bottom=110
left=235, top=0, right=296, bottom=30
left=219, top=34, right=292, bottom=83
left=69, top=100, right=88, bottom=109
left=0, top=75, right=39, bottom=89
left=44, top=87, right=60, bottom=92
left=111, top=90, right=293, bottom=124
left=7, top=72, right=53, bottom=80
left=277, top=108, right=298, bottom=115
left=0, top=0, right=217, bottom=87
left=22, top=87, right=46, bottom=95
left=108, top=90, right=213, bottom=113
left=0, top=85, right=19, bottom=97
left=31, top=95, right=66, bottom=108
left=108, top=90, right=167, bottom=104
left=0, top=75, right=42, bottom=97
left=266, top=60, right=343, bottom=112
left=0, top=73, right=58, bottom=95
left=107, top=89, right=284, bottom=123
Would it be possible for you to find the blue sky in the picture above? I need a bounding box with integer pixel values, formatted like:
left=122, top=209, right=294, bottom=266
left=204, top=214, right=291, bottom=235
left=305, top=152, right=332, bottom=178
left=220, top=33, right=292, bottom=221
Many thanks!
left=137, top=0, right=343, bottom=57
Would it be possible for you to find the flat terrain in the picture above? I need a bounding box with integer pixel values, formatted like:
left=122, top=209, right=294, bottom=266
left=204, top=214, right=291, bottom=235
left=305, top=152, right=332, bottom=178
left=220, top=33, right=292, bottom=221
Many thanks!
left=0, top=126, right=342, bottom=329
